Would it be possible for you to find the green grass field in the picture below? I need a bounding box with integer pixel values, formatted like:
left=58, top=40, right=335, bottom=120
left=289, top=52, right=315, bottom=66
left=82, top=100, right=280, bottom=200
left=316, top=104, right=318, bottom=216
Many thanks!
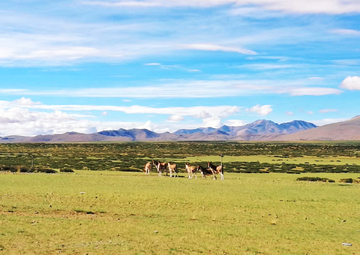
left=1, top=171, right=359, bottom=254
left=177, top=155, right=360, bottom=166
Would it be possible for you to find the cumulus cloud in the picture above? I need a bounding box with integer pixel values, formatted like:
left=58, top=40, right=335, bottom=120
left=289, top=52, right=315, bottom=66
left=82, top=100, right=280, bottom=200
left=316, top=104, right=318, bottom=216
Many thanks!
left=202, top=117, right=222, bottom=128
left=247, top=105, right=273, bottom=116
left=182, top=43, right=257, bottom=55
left=194, top=111, right=212, bottom=119
left=0, top=107, right=96, bottom=136
left=0, top=98, right=243, bottom=136
left=340, top=76, right=360, bottom=90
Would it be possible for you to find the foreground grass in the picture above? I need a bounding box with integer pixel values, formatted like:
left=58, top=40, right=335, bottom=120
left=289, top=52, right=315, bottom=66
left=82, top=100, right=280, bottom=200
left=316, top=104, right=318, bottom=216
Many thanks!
left=0, top=171, right=359, bottom=254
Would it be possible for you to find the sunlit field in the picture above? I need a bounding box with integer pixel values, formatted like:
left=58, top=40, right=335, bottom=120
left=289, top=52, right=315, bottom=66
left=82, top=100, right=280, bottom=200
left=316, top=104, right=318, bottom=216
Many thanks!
left=1, top=171, right=359, bottom=254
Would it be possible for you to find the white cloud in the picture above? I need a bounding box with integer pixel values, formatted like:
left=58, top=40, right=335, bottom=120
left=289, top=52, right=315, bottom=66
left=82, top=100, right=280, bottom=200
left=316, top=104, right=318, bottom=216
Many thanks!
left=330, top=29, right=360, bottom=35
left=319, top=109, right=338, bottom=113
left=167, top=114, right=184, bottom=122
left=145, top=63, right=161, bottom=66
left=287, top=87, right=342, bottom=96
left=1, top=99, right=241, bottom=120
left=81, top=1, right=160, bottom=7
left=225, top=119, right=246, bottom=126
left=202, top=117, right=222, bottom=128
left=0, top=98, right=244, bottom=136
left=81, top=0, right=360, bottom=14
left=0, top=79, right=342, bottom=98
left=0, top=108, right=96, bottom=136
left=340, top=76, right=360, bottom=90
left=182, top=44, right=257, bottom=55
left=286, top=111, right=294, bottom=116
left=240, top=64, right=293, bottom=70
left=144, top=62, right=200, bottom=72
left=307, top=111, right=314, bottom=115
left=194, top=111, right=212, bottom=119
left=247, top=104, right=273, bottom=116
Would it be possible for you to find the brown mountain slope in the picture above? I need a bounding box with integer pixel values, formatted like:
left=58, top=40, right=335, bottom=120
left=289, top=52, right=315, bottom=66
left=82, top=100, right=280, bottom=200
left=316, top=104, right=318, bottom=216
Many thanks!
left=276, top=116, right=360, bottom=141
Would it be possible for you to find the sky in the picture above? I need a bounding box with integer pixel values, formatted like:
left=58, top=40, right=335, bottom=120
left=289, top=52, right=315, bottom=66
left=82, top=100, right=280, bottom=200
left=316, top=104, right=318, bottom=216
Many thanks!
left=0, top=0, right=360, bottom=137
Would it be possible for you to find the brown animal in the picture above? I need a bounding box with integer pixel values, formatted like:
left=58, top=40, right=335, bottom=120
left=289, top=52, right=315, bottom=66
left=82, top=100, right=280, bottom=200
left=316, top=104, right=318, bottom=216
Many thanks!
left=144, top=162, right=152, bottom=175
left=152, top=160, right=167, bottom=176
left=185, top=163, right=197, bottom=179
left=167, top=163, right=178, bottom=177
left=207, top=162, right=224, bottom=180
left=197, top=165, right=216, bottom=180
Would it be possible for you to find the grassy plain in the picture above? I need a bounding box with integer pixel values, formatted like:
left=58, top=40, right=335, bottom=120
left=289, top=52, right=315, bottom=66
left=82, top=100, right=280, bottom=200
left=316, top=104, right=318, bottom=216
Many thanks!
left=1, top=171, right=359, bottom=254
left=179, top=155, right=360, bottom=165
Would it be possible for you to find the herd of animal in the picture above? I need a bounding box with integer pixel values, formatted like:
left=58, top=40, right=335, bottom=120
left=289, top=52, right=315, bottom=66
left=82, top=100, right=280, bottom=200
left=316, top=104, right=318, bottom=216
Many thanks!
left=144, top=160, right=224, bottom=180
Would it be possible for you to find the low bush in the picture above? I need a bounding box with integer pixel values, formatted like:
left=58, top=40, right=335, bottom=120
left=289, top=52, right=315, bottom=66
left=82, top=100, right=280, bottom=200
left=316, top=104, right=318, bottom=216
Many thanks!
left=33, top=167, right=57, bottom=174
left=1, top=166, right=17, bottom=172
left=19, top=166, right=33, bottom=173
left=339, top=178, right=353, bottom=183
left=60, top=167, right=74, bottom=173
left=297, top=176, right=335, bottom=183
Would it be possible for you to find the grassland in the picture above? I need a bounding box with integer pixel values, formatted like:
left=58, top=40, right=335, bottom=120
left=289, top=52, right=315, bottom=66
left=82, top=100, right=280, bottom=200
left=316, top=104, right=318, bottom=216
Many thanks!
left=177, top=155, right=360, bottom=165
left=1, top=171, right=359, bottom=254
left=2, top=142, right=360, bottom=174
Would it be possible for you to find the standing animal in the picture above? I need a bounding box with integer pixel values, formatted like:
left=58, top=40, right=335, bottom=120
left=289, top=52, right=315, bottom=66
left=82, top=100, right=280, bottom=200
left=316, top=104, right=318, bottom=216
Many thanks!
left=197, top=165, right=216, bottom=180
left=152, top=160, right=167, bottom=176
left=207, top=162, right=224, bottom=180
left=167, top=163, right=178, bottom=177
left=185, top=163, right=197, bottom=179
left=144, top=162, right=152, bottom=175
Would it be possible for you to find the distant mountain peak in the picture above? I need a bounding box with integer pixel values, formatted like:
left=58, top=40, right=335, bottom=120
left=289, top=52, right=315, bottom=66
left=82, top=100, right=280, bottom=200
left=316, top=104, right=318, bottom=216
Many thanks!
left=0, top=119, right=319, bottom=143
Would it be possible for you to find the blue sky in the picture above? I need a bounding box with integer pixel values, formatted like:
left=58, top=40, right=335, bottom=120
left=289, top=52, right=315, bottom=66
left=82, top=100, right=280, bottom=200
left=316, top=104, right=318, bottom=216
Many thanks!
left=0, top=0, right=360, bottom=136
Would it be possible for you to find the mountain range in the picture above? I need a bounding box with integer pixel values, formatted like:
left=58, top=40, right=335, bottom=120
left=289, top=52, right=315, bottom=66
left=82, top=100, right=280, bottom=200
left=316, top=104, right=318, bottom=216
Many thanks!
left=0, top=119, right=320, bottom=143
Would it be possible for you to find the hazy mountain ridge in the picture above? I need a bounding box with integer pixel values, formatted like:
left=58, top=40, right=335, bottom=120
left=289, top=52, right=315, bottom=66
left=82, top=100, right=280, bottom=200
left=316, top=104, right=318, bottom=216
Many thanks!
left=0, top=119, right=320, bottom=142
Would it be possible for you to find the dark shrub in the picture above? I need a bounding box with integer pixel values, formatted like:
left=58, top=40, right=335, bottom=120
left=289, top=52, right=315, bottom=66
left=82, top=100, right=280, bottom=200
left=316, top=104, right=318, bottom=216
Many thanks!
left=60, top=167, right=74, bottom=173
left=20, top=166, right=30, bottom=173
left=297, top=176, right=335, bottom=183
left=339, top=178, right=353, bottom=183
left=2, top=166, right=17, bottom=172
left=34, top=167, right=57, bottom=174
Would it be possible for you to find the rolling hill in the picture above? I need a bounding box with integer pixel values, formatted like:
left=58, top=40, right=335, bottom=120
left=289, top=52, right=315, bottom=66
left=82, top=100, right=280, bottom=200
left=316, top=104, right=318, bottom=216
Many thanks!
left=276, top=116, right=360, bottom=141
